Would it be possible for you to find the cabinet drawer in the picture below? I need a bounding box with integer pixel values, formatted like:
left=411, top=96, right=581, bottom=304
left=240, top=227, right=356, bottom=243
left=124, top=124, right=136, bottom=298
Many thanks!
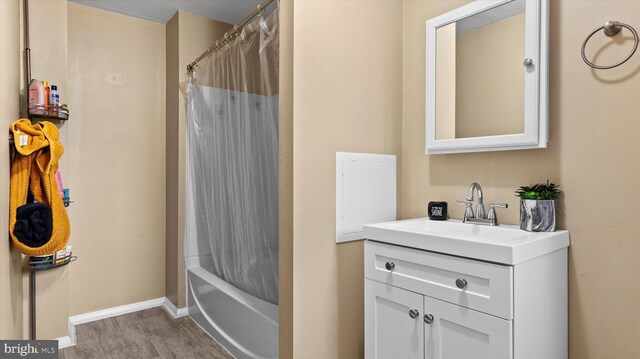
left=365, top=240, right=513, bottom=319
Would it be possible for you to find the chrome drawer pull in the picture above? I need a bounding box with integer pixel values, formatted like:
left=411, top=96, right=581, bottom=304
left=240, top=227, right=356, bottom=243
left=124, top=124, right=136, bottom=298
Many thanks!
left=409, top=309, right=419, bottom=319
left=385, top=262, right=395, bottom=271
left=455, top=278, right=468, bottom=289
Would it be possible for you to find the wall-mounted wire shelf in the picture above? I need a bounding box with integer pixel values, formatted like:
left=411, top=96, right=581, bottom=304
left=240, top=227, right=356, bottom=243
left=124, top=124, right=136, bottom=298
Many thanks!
left=20, top=0, right=73, bottom=341
left=29, top=103, right=69, bottom=121
left=27, top=253, right=76, bottom=272
left=26, top=251, right=76, bottom=340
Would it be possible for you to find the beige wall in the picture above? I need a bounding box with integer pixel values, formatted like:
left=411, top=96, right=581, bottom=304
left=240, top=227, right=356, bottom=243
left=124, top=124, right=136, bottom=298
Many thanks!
left=455, top=13, right=525, bottom=138
left=0, top=0, right=24, bottom=339
left=278, top=0, right=294, bottom=357
left=165, top=10, right=230, bottom=308
left=403, top=1, right=640, bottom=358
left=66, top=3, right=166, bottom=317
left=291, top=1, right=403, bottom=357
left=28, top=0, right=70, bottom=339
left=165, top=11, right=180, bottom=309
left=435, top=22, right=456, bottom=140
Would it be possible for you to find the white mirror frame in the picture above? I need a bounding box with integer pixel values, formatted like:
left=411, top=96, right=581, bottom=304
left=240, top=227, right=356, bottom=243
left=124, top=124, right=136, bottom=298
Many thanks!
left=425, top=0, right=549, bottom=154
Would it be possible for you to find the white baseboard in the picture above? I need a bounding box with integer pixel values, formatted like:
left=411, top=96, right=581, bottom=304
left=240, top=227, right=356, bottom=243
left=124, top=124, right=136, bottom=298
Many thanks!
left=61, top=297, right=186, bottom=349
left=162, top=298, right=188, bottom=319
left=55, top=335, right=73, bottom=349
left=68, top=297, right=166, bottom=326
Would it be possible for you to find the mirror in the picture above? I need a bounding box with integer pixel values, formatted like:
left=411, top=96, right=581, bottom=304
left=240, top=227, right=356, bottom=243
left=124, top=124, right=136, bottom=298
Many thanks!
left=426, top=0, right=549, bottom=154
left=435, top=1, right=525, bottom=140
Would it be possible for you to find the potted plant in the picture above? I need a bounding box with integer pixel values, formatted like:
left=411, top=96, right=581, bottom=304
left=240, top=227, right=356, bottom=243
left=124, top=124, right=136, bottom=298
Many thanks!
left=515, top=180, right=560, bottom=232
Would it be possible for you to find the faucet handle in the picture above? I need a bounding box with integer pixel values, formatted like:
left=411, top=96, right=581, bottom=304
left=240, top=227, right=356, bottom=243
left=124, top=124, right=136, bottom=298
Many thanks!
left=487, top=203, right=508, bottom=222
left=488, top=202, right=508, bottom=209
left=456, top=200, right=474, bottom=219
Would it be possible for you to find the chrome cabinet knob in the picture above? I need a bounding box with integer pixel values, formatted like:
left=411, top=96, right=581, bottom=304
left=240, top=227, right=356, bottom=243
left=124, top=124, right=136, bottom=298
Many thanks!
left=424, top=314, right=434, bottom=324
left=409, top=309, right=419, bottom=319
left=523, top=58, right=534, bottom=67
left=385, top=262, right=395, bottom=271
left=455, top=278, right=468, bottom=289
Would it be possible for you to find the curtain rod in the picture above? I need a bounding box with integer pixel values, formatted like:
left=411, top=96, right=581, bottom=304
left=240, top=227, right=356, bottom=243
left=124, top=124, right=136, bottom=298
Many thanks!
left=186, top=0, right=275, bottom=73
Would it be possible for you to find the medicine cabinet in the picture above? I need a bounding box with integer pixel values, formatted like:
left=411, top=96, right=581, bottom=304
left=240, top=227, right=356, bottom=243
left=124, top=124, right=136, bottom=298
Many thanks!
left=425, top=0, right=549, bottom=154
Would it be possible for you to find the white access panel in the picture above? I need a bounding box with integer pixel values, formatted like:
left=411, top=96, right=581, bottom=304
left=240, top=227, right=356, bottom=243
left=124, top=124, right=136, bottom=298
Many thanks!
left=336, top=152, right=396, bottom=243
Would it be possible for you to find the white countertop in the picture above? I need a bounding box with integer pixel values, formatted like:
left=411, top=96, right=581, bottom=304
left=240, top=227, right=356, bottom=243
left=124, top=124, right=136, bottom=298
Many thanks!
left=363, top=218, right=570, bottom=265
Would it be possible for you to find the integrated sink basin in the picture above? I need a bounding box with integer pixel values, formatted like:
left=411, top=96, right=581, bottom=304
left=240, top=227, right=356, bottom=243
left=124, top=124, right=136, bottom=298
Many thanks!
left=364, top=218, right=570, bottom=265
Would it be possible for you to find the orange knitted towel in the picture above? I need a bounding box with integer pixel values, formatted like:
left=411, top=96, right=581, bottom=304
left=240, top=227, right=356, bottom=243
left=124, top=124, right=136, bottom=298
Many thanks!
left=9, top=119, right=70, bottom=255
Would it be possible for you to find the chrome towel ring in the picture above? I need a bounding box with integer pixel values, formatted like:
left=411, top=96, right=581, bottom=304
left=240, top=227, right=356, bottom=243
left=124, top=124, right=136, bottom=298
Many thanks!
left=581, top=20, right=638, bottom=70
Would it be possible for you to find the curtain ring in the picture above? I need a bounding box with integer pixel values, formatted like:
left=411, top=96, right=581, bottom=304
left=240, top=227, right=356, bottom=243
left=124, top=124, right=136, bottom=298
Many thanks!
left=257, top=4, right=265, bottom=19
left=234, top=24, right=245, bottom=40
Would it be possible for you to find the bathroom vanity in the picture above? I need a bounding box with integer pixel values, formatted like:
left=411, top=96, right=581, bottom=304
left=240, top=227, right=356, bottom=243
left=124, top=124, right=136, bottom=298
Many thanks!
left=363, top=218, right=569, bottom=359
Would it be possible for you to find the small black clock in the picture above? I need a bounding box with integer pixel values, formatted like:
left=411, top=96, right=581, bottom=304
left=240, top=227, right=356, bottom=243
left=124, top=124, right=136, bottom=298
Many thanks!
left=428, top=201, right=448, bottom=221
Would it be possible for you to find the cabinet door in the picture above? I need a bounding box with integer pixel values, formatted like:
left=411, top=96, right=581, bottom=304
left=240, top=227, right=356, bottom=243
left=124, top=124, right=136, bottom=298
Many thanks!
left=365, top=279, right=424, bottom=359
left=424, top=296, right=512, bottom=359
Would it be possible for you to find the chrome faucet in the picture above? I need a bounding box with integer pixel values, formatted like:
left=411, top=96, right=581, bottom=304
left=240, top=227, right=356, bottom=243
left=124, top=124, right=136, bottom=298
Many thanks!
left=467, top=182, right=485, bottom=219
left=457, top=182, right=508, bottom=226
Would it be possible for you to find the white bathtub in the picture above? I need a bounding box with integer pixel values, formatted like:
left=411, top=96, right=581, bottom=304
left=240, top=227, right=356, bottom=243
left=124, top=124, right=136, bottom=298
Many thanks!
left=187, top=264, right=279, bottom=359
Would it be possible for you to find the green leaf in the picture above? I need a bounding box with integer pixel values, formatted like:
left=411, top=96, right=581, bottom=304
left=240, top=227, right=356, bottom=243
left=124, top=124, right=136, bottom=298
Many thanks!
left=514, top=179, right=561, bottom=200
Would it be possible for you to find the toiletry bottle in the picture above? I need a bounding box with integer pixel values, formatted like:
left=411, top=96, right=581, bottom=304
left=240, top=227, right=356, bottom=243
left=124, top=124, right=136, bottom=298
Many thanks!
left=50, top=85, right=60, bottom=107
left=55, top=171, right=64, bottom=199
left=28, top=79, right=45, bottom=109
left=42, top=81, right=50, bottom=107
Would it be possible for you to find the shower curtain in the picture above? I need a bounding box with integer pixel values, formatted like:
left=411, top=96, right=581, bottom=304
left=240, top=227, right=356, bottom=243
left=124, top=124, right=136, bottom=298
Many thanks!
left=183, top=8, right=279, bottom=305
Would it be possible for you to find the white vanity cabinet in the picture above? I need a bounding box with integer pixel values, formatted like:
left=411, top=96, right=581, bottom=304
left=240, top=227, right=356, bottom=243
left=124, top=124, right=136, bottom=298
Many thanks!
left=366, top=280, right=424, bottom=359
left=364, top=219, right=569, bottom=359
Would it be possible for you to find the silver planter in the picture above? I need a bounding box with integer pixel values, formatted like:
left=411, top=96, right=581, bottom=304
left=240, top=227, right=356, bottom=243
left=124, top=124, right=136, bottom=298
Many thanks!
left=520, top=199, right=556, bottom=232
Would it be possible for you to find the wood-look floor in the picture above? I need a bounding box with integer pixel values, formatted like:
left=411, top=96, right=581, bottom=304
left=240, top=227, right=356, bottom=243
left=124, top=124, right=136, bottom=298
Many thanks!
left=60, top=308, right=234, bottom=359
